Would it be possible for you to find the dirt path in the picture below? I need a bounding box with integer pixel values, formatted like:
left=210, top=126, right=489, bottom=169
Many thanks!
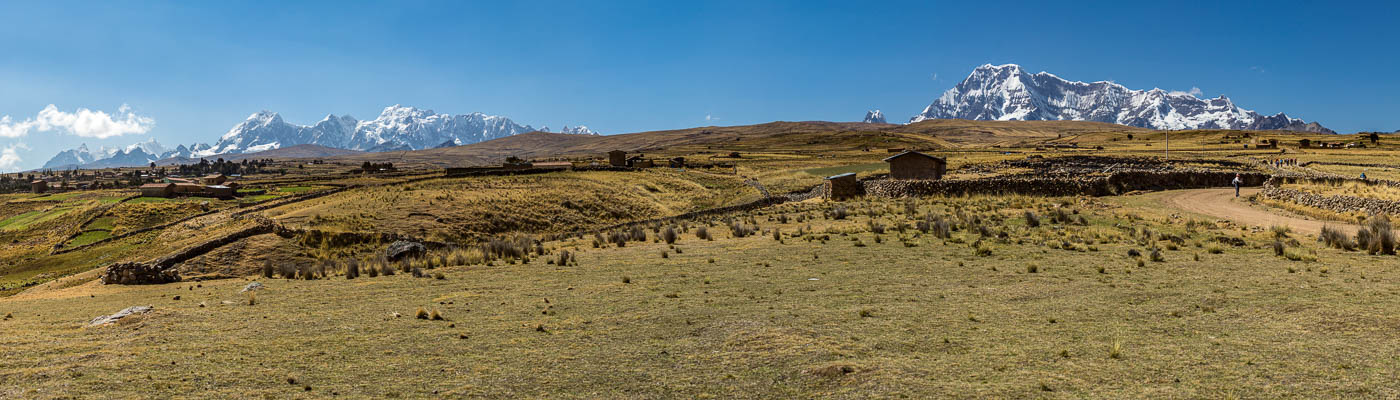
left=1156, top=188, right=1353, bottom=236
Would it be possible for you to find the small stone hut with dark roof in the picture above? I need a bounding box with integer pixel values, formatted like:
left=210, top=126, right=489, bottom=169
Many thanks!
left=883, top=150, right=946, bottom=180
left=823, top=173, right=861, bottom=200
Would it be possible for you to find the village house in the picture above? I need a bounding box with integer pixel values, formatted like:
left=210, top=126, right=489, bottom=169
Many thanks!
left=31, top=180, right=47, bottom=194
left=202, top=174, right=227, bottom=185
left=669, top=157, right=686, bottom=168
left=205, top=185, right=235, bottom=199
left=608, top=150, right=627, bottom=167
left=883, top=150, right=947, bottom=180
left=173, top=183, right=204, bottom=195
left=139, top=183, right=175, bottom=198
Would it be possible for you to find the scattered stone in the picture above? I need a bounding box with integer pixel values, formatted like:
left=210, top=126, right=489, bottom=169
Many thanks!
left=385, top=241, right=427, bottom=262
left=88, top=306, right=153, bottom=327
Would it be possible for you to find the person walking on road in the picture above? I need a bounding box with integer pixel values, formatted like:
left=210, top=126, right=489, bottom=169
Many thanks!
left=1232, top=174, right=1243, bottom=197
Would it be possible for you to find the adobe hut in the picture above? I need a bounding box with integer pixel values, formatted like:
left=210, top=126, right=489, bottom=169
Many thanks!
left=669, top=157, right=686, bottom=168
left=823, top=173, right=861, bottom=200
left=173, top=183, right=204, bottom=196
left=205, top=185, right=235, bottom=199
left=30, top=180, right=47, bottom=194
left=202, top=174, right=227, bottom=185
left=139, top=183, right=175, bottom=198
left=883, top=150, right=946, bottom=180
left=608, top=150, right=627, bottom=167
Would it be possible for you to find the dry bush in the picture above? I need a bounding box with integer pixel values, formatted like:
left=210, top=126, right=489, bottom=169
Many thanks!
left=662, top=226, right=678, bottom=244
left=1024, top=211, right=1041, bottom=228
left=1319, top=225, right=1354, bottom=250
left=344, top=259, right=359, bottom=279
left=729, top=222, right=756, bottom=238
left=829, top=205, right=848, bottom=220
left=696, top=226, right=711, bottom=241
left=1357, top=214, right=1396, bottom=255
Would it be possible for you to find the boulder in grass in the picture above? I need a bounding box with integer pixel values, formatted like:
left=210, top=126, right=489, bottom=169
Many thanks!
left=240, top=282, right=264, bottom=293
left=385, top=241, right=426, bottom=262
left=88, top=306, right=152, bottom=327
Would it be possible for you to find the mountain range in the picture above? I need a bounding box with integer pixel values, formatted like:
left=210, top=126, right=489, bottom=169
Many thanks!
left=911, top=64, right=1334, bottom=134
left=41, top=105, right=598, bottom=170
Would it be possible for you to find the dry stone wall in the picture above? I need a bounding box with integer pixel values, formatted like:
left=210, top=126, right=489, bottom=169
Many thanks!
left=861, top=170, right=1268, bottom=198
left=1261, top=186, right=1400, bottom=216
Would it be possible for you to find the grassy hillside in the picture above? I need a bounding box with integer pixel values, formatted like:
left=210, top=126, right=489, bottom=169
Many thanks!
left=5, top=194, right=1399, bottom=397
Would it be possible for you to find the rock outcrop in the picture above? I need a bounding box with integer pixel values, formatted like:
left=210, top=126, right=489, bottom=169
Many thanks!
left=386, top=241, right=427, bottom=262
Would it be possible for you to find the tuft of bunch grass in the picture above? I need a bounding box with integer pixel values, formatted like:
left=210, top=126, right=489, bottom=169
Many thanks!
left=1024, top=211, right=1041, bottom=228
left=661, top=226, right=678, bottom=244
left=1356, top=214, right=1396, bottom=255
left=416, top=308, right=430, bottom=319
left=1319, top=225, right=1355, bottom=250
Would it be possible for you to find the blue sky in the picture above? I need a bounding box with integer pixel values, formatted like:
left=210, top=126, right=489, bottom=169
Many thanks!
left=1, top=0, right=1396, bottom=171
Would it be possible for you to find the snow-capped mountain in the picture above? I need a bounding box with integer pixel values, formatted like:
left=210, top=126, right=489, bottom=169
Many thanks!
left=203, top=105, right=591, bottom=156
left=910, top=64, right=1334, bottom=134
left=863, top=110, right=886, bottom=124
left=42, top=105, right=599, bottom=169
left=559, top=125, right=600, bottom=135
left=41, top=138, right=201, bottom=169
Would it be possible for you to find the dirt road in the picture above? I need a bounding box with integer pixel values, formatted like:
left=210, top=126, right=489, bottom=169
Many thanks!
left=1156, top=188, right=1353, bottom=236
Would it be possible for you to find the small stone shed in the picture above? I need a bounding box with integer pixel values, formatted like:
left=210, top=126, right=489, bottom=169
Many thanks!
left=669, top=157, right=686, bottom=168
left=823, top=173, right=861, bottom=200
left=883, top=150, right=946, bottom=180
left=31, top=180, right=47, bottom=194
left=140, top=183, right=175, bottom=198
left=608, top=150, right=627, bottom=167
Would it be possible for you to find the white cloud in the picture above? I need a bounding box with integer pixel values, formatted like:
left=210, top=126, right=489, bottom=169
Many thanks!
left=1169, top=87, right=1204, bottom=97
left=0, top=143, right=27, bottom=172
left=0, top=104, right=154, bottom=139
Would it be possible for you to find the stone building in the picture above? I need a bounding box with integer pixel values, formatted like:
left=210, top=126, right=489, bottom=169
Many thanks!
left=31, top=180, right=47, bottom=194
left=139, top=183, right=175, bottom=198
left=883, top=150, right=946, bottom=180
left=823, top=173, right=861, bottom=200
left=608, top=150, right=627, bottom=167
left=202, top=174, right=227, bottom=185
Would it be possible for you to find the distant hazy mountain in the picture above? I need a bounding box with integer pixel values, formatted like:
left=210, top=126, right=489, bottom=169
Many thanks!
left=911, top=64, right=1334, bottom=134
left=42, top=105, right=599, bottom=169
left=863, top=110, right=886, bottom=124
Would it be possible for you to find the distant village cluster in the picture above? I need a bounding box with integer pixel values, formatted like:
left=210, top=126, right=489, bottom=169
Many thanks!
left=3, top=158, right=278, bottom=196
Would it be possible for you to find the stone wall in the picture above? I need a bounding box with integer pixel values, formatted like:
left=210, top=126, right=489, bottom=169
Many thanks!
left=862, top=170, right=1269, bottom=198
left=1261, top=186, right=1400, bottom=216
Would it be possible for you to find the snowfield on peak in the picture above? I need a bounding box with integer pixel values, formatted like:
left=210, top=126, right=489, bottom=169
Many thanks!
left=910, top=64, right=1333, bottom=134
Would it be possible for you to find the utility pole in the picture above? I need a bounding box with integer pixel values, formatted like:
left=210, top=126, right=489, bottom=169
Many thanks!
left=1164, top=131, right=1169, bottom=160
